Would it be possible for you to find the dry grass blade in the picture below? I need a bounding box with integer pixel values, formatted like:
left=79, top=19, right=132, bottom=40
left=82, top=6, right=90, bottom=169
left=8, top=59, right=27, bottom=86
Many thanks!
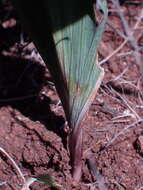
left=109, top=87, right=140, bottom=120
left=0, top=147, right=25, bottom=184
left=103, top=119, right=143, bottom=149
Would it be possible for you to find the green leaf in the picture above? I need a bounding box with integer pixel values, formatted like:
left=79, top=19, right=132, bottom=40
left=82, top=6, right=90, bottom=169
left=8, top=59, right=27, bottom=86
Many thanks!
left=49, top=1, right=107, bottom=129
left=10, top=0, right=107, bottom=130
left=35, top=174, right=62, bottom=189
left=21, top=175, right=62, bottom=190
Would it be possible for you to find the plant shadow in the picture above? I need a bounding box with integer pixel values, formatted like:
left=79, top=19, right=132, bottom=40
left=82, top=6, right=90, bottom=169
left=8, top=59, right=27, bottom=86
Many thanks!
left=0, top=54, right=67, bottom=146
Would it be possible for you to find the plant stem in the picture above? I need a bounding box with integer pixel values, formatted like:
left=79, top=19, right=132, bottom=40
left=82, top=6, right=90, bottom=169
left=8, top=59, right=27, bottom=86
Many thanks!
left=69, top=126, right=83, bottom=181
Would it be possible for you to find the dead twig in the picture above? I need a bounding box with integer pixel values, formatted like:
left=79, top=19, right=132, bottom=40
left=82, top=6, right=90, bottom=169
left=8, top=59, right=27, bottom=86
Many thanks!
left=109, top=86, right=141, bottom=120
left=100, top=7, right=143, bottom=65
left=110, top=179, right=126, bottom=190
left=0, top=181, right=7, bottom=187
left=103, top=119, right=143, bottom=149
left=107, top=20, right=126, bottom=40
left=86, top=152, right=108, bottom=190
left=110, top=0, right=142, bottom=71
left=107, top=67, right=128, bottom=83
left=99, top=40, right=127, bottom=65
left=110, top=119, right=130, bottom=123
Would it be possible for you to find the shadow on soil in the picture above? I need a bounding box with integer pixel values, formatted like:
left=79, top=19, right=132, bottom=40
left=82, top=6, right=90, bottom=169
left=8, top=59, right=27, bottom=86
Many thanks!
left=0, top=54, right=67, bottom=145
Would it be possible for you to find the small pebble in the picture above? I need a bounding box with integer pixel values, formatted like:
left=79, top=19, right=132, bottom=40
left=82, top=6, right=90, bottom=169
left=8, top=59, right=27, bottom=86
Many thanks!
left=134, top=136, right=143, bottom=156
